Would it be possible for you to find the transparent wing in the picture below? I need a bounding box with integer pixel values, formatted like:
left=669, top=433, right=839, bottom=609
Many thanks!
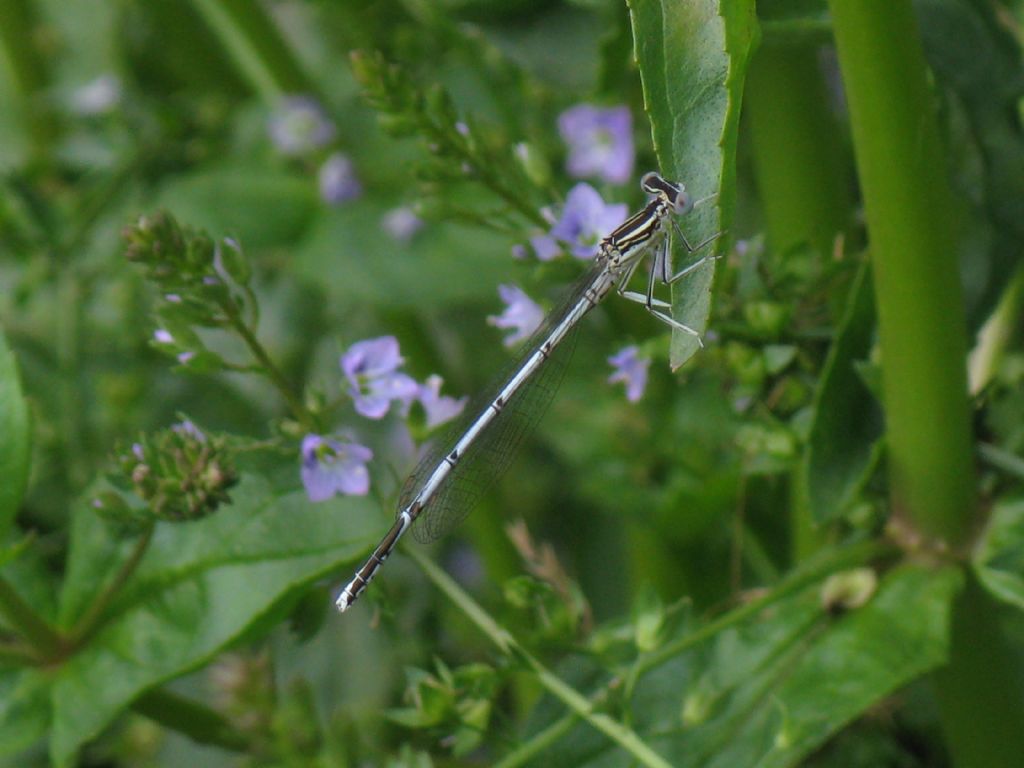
left=399, top=263, right=606, bottom=544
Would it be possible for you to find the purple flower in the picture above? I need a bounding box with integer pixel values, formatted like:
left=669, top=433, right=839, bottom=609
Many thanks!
left=268, top=96, right=337, bottom=157
left=488, top=285, right=544, bottom=347
left=529, top=234, right=562, bottom=262
left=549, top=183, right=628, bottom=260
left=319, top=153, right=362, bottom=204
left=417, top=375, right=467, bottom=429
left=172, top=420, right=205, bottom=441
left=154, top=329, right=173, bottom=344
left=301, top=435, right=373, bottom=501
left=608, top=345, right=650, bottom=402
left=71, top=74, right=121, bottom=115
left=558, top=104, right=634, bottom=185
left=341, top=336, right=419, bottom=419
left=382, top=206, right=424, bottom=242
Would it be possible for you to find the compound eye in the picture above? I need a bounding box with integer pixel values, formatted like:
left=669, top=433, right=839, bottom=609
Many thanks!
left=640, top=171, right=660, bottom=194
left=674, top=188, right=694, bottom=215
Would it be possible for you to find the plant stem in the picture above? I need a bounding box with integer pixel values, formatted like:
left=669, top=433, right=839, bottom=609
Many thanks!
left=745, top=39, right=850, bottom=258
left=407, top=547, right=675, bottom=768
left=932, top=574, right=1024, bottom=767
left=492, top=711, right=578, bottom=768
left=828, top=0, right=975, bottom=544
left=133, top=688, right=250, bottom=751
left=0, top=576, right=63, bottom=659
left=745, top=34, right=853, bottom=565
left=829, top=4, right=1010, bottom=765
left=188, top=0, right=315, bottom=101
left=227, top=307, right=311, bottom=428
left=635, top=537, right=893, bottom=678
left=977, top=442, right=1024, bottom=482
left=65, top=525, right=154, bottom=653
left=0, top=0, right=58, bottom=159
left=968, top=265, right=1024, bottom=394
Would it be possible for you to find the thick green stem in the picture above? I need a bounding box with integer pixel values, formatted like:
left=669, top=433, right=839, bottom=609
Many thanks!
left=932, top=574, right=1024, bottom=767
left=188, top=0, right=316, bottom=101
left=829, top=5, right=1009, bottom=766
left=0, top=0, right=59, bottom=159
left=134, top=688, right=249, bottom=752
left=746, top=39, right=852, bottom=561
left=745, top=40, right=850, bottom=258
left=828, top=0, right=975, bottom=545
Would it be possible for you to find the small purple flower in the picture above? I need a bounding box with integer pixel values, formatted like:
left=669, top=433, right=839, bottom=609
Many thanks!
left=154, top=329, right=174, bottom=344
left=172, top=420, right=205, bottom=441
left=71, top=74, right=121, bottom=115
left=319, top=153, right=362, bottom=204
left=529, top=234, right=562, bottom=262
left=301, top=435, right=373, bottom=501
left=607, top=345, right=650, bottom=402
left=382, top=206, right=424, bottom=242
left=268, top=95, right=337, bottom=157
left=558, top=104, right=634, bottom=185
left=488, top=285, right=544, bottom=347
left=341, top=336, right=419, bottom=419
left=417, top=375, right=467, bottom=429
left=549, top=183, right=628, bottom=260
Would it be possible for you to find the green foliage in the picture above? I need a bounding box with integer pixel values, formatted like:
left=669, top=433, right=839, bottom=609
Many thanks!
left=0, top=329, right=30, bottom=535
left=1, top=0, right=1024, bottom=767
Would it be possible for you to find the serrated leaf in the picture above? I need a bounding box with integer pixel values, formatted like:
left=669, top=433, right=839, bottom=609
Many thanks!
left=49, top=474, right=381, bottom=766
left=973, top=497, right=1024, bottom=610
left=629, top=0, right=758, bottom=368
left=0, top=328, right=30, bottom=536
left=801, top=262, right=884, bottom=522
left=517, top=562, right=959, bottom=768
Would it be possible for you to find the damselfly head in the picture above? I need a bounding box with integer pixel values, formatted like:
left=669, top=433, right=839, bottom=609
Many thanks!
left=640, top=172, right=693, bottom=216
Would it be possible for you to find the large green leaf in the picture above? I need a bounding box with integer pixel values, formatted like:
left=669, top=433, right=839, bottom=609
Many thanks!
left=915, top=0, right=1024, bottom=331
left=156, top=164, right=318, bottom=249
left=49, top=474, right=381, bottom=766
left=973, top=497, right=1024, bottom=611
left=520, top=563, right=959, bottom=768
left=629, top=0, right=758, bottom=368
left=800, top=263, right=884, bottom=523
left=0, top=329, right=30, bottom=536
left=294, top=198, right=516, bottom=311
left=0, top=669, right=51, bottom=759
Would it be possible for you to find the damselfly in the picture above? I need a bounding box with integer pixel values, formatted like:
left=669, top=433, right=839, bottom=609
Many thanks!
left=337, top=171, right=716, bottom=611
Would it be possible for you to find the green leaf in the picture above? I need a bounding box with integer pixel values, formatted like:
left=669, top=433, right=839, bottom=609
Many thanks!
left=295, top=199, right=516, bottom=311
left=916, top=0, right=1024, bottom=331
left=629, top=0, right=758, bottom=368
left=157, top=165, right=318, bottom=248
left=0, top=669, right=51, bottom=759
left=973, top=497, right=1024, bottom=611
left=50, top=474, right=381, bottom=766
left=0, top=329, right=30, bottom=536
left=683, top=565, right=960, bottom=767
left=800, top=262, right=884, bottom=522
left=521, top=562, right=959, bottom=768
